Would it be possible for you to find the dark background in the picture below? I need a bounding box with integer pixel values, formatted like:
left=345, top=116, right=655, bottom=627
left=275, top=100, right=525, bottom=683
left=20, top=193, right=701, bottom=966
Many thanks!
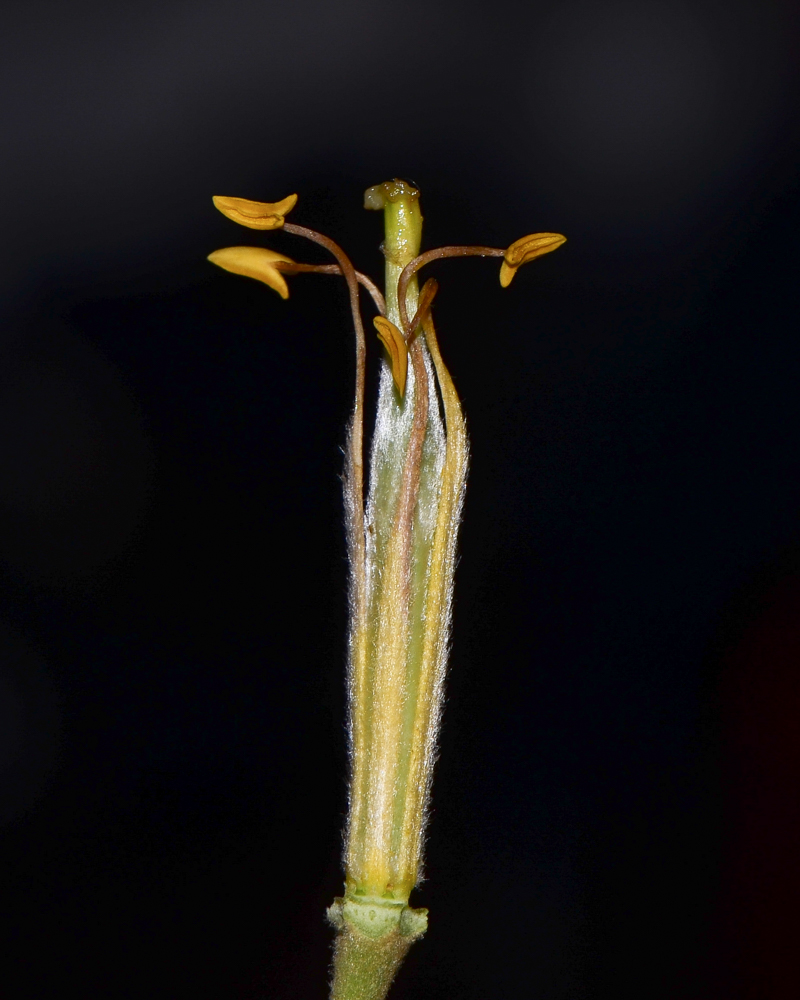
left=1, top=1, right=799, bottom=997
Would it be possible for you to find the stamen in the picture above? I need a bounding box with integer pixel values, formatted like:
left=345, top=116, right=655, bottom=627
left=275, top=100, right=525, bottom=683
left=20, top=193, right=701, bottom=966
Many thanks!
left=396, top=246, right=504, bottom=337
left=373, top=317, right=408, bottom=397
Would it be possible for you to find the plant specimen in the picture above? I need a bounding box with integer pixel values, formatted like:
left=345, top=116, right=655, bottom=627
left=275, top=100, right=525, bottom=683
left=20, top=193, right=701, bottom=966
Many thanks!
left=209, top=180, right=565, bottom=1000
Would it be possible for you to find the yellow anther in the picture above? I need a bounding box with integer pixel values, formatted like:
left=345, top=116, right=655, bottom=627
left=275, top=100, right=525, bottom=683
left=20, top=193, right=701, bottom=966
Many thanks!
left=207, top=246, right=296, bottom=299
left=499, top=232, right=566, bottom=287
left=212, top=193, right=298, bottom=230
left=373, top=316, right=409, bottom=397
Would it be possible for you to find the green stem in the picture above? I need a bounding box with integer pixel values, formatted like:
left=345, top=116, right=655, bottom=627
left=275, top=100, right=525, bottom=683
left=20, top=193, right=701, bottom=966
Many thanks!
left=328, top=898, right=427, bottom=1000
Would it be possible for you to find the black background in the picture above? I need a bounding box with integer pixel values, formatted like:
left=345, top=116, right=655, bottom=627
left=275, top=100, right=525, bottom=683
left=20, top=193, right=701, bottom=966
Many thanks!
left=1, top=2, right=799, bottom=997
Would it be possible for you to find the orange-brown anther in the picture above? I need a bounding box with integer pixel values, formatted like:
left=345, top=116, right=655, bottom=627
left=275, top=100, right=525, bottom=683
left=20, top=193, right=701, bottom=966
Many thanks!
left=500, top=232, right=566, bottom=287
left=212, top=193, right=298, bottom=230
left=373, top=316, right=409, bottom=397
left=207, top=246, right=296, bottom=299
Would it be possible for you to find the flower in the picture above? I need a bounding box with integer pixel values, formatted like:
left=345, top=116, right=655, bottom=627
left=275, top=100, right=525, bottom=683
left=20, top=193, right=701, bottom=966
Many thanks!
left=207, top=180, right=564, bottom=1000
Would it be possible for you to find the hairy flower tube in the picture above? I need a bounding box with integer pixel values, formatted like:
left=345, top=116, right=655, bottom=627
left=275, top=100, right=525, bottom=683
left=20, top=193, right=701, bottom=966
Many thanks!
left=208, top=179, right=565, bottom=1000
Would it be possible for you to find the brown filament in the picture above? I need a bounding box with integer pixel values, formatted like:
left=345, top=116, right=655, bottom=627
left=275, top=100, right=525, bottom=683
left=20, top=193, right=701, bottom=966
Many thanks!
left=408, top=278, right=439, bottom=342
left=282, top=221, right=368, bottom=612
left=396, top=246, right=504, bottom=337
left=275, top=261, right=386, bottom=315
